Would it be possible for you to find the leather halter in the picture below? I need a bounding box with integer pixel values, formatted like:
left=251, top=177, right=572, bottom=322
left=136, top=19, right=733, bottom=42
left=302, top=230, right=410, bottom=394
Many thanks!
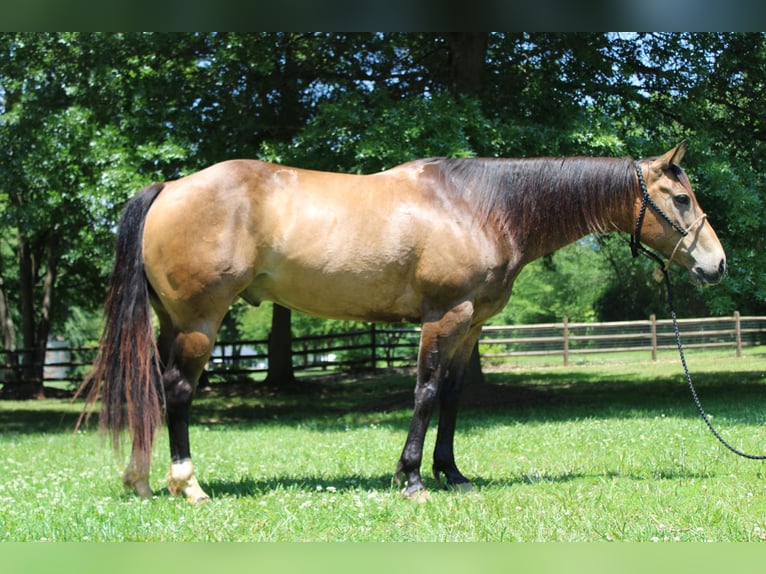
left=630, top=161, right=707, bottom=271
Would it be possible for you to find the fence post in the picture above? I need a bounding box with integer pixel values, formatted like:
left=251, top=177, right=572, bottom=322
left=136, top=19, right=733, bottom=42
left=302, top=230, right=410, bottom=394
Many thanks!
left=735, top=310, right=742, bottom=358
left=370, top=323, right=377, bottom=372
left=650, top=314, right=657, bottom=362
left=563, top=317, right=569, bottom=366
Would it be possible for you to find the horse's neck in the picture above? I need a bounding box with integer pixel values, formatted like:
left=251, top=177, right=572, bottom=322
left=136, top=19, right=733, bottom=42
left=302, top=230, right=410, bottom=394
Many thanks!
left=513, top=171, right=637, bottom=264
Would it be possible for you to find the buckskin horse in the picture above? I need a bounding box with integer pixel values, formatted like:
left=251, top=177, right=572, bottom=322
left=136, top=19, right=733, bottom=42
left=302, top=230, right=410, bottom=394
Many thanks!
left=79, top=142, right=726, bottom=503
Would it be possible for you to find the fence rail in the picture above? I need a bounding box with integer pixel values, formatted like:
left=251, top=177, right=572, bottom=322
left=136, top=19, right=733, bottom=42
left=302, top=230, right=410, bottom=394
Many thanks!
left=2, top=313, right=765, bottom=385
left=479, top=312, right=766, bottom=366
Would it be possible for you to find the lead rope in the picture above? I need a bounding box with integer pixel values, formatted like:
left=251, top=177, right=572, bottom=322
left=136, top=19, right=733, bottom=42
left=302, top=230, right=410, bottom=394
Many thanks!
left=631, top=162, right=766, bottom=460
left=659, top=264, right=766, bottom=460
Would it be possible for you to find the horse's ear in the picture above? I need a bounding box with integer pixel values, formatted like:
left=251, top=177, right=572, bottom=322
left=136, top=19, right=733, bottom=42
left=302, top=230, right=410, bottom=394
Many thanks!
left=671, top=140, right=688, bottom=164
left=655, top=141, right=688, bottom=169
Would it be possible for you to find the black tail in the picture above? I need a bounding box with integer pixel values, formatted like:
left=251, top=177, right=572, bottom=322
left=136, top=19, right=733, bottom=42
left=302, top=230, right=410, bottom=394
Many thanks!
left=77, top=183, right=165, bottom=460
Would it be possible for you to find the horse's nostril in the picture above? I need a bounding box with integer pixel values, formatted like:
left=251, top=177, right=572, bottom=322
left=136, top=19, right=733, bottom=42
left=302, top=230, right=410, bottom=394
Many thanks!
left=719, top=259, right=727, bottom=276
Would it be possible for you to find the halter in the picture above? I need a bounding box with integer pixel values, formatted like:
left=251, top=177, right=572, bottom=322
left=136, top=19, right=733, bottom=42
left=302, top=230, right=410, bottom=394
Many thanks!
left=630, top=160, right=707, bottom=271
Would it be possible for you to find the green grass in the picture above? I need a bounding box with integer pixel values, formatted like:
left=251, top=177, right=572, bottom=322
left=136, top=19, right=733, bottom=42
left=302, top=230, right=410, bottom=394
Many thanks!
left=2, top=348, right=766, bottom=541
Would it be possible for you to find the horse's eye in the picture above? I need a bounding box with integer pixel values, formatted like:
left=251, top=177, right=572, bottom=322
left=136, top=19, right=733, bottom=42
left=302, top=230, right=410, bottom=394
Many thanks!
left=674, top=194, right=691, bottom=207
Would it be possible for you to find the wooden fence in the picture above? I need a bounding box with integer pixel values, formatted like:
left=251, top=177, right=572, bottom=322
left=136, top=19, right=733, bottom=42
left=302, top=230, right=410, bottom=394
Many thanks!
left=3, top=313, right=765, bottom=385
left=479, top=312, right=766, bottom=366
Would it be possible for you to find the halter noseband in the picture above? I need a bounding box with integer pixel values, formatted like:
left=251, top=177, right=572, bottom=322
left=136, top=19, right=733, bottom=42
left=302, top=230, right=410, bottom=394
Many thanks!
left=630, top=160, right=707, bottom=272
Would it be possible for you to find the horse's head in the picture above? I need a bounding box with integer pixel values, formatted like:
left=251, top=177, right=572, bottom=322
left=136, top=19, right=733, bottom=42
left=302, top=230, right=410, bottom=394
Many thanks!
left=634, top=142, right=726, bottom=286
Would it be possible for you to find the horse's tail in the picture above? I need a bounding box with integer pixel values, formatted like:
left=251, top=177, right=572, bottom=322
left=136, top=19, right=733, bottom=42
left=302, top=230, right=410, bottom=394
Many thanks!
left=77, top=183, right=165, bottom=459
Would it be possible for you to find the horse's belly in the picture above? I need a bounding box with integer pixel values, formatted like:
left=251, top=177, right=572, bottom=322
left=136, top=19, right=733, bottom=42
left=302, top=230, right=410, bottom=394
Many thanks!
left=244, top=265, right=422, bottom=323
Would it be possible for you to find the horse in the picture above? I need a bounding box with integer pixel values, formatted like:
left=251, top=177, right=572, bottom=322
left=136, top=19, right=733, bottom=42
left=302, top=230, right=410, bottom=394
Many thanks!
left=79, top=142, right=726, bottom=503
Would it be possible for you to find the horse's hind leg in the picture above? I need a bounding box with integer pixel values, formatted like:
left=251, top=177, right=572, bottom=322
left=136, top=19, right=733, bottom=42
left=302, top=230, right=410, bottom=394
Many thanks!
left=163, top=325, right=216, bottom=503
left=122, top=338, right=164, bottom=498
left=123, top=439, right=154, bottom=498
left=142, top=303, right=218, bottom=503
left=119, top=310, right=213, bottom=502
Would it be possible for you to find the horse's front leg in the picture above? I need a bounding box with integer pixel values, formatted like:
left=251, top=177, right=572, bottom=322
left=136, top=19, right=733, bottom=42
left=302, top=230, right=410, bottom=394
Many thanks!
left=395, top=301, right=474, bottom=501
left=395, top=359, right=442, bottom=502
left=432, top=326, right=482, bottom=491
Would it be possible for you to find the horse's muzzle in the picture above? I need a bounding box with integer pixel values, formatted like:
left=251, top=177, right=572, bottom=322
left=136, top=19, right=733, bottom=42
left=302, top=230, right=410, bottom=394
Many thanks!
left=691, top=258, right=726, bottom=286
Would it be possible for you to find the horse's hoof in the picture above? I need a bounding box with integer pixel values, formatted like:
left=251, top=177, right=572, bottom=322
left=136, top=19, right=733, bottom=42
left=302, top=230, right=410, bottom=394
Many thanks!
left=133, top=481, right=154, bottom=499
left=124, top=476, right=153, bottom=499
left=167, top=461, right=210, bottom=503
left=168, top=480, right=211, bottom=504
left=401, top=486, right=431, bottom=503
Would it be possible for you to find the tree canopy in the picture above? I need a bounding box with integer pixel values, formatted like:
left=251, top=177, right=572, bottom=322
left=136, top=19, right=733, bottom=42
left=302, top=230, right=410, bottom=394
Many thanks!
left=1, top=32, right=764, bottom=396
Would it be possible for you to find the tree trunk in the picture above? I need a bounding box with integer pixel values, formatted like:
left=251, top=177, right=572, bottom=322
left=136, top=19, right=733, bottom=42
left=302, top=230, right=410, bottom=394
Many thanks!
left=443, top=33, right=489, bottom=385
left=6, top=233, right=58, bottom=399
left=33, top=236, right=59, bottom=395
left=0, top=270, right=21, bottom=396
left=444, top=33, right=489, bottom=96
left=264, top=304, right=297, bottom=389
left=466, top=341, right=485, bottom=386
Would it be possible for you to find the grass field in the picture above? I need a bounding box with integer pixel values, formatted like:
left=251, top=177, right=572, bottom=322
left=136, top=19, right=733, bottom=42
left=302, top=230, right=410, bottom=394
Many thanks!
left=1, top=348, right=766, bottom=542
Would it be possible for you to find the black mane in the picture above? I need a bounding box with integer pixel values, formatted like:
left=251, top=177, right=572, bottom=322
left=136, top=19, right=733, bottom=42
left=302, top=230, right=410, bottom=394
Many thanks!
left=422, top=156, right=639, bottom=249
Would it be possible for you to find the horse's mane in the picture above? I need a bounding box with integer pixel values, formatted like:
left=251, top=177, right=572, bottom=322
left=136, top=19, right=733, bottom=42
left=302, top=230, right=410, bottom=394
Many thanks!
left=421, top=156, right=639, bottom=248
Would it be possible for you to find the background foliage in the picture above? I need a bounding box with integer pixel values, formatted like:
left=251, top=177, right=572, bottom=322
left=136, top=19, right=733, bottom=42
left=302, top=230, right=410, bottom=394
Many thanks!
left=1, top=33, right=765, bottom=395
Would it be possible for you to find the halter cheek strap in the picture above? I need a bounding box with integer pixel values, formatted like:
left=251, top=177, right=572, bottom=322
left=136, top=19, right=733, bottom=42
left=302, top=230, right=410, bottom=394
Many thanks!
left=663, top=213, right=707, bottom=271
left=630, top=160, right=707, bottom=271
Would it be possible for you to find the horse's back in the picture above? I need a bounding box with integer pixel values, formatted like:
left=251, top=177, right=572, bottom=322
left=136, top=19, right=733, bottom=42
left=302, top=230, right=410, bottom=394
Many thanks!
left=141, top=158, right=510, bottom=325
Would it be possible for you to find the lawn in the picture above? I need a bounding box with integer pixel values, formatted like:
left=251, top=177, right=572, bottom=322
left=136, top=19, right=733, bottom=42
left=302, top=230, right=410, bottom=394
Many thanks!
left=1, top=348, right=766, bottom=542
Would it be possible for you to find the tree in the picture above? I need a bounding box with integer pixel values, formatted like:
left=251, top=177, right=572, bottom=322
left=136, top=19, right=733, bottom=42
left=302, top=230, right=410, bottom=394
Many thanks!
left=0, top=33, right=200, bottom=397
left=2, top=33, right=765, bottom=399
left=683, top=34, right=766, bottom=315
left=0, top=35, right=126, bottom=397
left=595, top=33, right=766, bottom=316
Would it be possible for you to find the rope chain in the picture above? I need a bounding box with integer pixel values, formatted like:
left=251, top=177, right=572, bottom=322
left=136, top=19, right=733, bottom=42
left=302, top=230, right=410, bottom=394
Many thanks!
left=662, top=265, right=766, bottom=460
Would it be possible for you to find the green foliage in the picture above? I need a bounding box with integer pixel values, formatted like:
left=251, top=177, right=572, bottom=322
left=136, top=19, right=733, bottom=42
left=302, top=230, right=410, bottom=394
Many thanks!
left=691, top=154, right=766, bottom=316
left=233, top=301, right=368, bottom=342
left=490, top=240, right=608, bottom=325
left=261, top=91, right=485, bottom=173
left=2, top=32, right=766, bottom=387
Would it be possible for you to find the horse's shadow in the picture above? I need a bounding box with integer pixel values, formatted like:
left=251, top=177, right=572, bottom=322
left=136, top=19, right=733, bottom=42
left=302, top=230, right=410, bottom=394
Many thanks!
left=200, top=475, right=396, bottom=498
left=148, top=466, right=710, bottom=500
